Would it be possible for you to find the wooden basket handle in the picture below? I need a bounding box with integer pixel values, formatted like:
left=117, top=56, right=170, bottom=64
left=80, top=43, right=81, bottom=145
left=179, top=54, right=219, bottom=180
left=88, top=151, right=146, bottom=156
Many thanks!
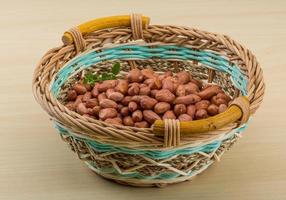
left=153, top=96, right=250, bottom=138
left=62, top=15, right=150, bottom=45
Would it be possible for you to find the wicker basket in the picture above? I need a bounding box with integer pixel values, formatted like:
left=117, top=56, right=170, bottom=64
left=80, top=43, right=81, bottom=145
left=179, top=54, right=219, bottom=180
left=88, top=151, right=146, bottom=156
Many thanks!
left=32, top=14, right=265, bottom=187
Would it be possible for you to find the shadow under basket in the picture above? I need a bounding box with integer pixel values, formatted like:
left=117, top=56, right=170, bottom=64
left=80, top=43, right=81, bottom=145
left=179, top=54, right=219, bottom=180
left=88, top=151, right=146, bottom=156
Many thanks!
left=32, top=14, right=265, bottom=187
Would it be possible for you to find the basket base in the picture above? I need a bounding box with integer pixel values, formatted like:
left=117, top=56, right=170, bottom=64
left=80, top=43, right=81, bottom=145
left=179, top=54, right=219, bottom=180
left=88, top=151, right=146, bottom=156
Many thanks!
left=85, top=161, right=214, bottom=187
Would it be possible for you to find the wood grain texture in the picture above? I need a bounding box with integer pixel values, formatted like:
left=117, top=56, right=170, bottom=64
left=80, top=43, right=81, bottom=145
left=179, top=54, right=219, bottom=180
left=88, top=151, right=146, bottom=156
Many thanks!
left=0, top=0, right=285, bottom=199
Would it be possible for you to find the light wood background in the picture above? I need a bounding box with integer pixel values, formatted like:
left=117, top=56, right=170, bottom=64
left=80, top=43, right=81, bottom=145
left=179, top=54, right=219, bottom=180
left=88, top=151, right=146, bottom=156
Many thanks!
left=1, top=0, right=286, bottom=199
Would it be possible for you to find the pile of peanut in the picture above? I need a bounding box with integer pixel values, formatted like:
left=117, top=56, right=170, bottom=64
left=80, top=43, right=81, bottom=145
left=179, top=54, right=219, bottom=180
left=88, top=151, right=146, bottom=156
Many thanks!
left=64, top=69, right=231, bottom=128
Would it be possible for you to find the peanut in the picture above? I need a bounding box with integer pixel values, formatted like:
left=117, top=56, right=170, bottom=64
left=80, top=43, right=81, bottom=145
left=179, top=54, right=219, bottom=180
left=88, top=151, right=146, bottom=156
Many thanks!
left=127, top=68, right=143, bottom=83
left=105, top=118, right=122, bottom=125
left=144, top=77, right=162, bottom=90
left=162, top=110, right=176, bottom=120
left=174, top=94, right=201, bottom=105
left=140, top=96, right=157, bottom=110
left=176, top=85, right=186, bottom=97
left=97, top=93, right=107, bottom=102
left=74, top=95, right=83, bottom=107
left=73, top=83, right=87, bottom=95
left=92, top=106, right=101, bottom=116
left=150, top=89, right=159, bottom=98
left=121, top=96, right=132, bottom=106
left=65, top=101, right=75, bottom=111
left=195, top=109, right=208, bottom=119
left=132, top=110, right=143, bottom=122
left=134, top=121, right=149, bottom=128
left=218, top=104, right=228, bottom=113
left=76, top=103, right=88, bottom=115
left=154, top=102, right=171, bottom=114
left=106, top=88, right=115, bottom=98
left=162, top=78, right=176, bottom=93
left=99, top=99, right=117, bottom=109
left=86, top=98, right=99, bottom=108
left=186, top=105, right=196, bottom=118
left=128, top=101, right=138, bottom=112
left=115, top=80, right=128, bottom=95
left=198, top=85, right=221, bottom=100
left=217, top=92, right=231, bottom=102
left=99, top=108, right=118, bottom=120
left=67, top=90, right=77, bottom=101
left=123, top=116, right=134, bottom=126
left=155, top=89, right=176, bottom=103
left=82, top=92, right=92, bottom=102
left=108, top=92, right=124, bottom=102
left=91, top=87, right=99, bottom=98
left=143, top=110, right=161, bottom=124
left=120, top=106, right=129, bottom=117
left=141, top=68, right=154, bottom=80
left=176, top=71, right=190, bottom=84
left=190, top=78, right=203, bottom=89
left=178, top=114, right=192, bottom=121
left=174, top=104, right=187, bottom=116
left=83, top=83, right=92, bottom=91
left=207, top=104, right=219, bottom=116
left=195, top=100, right=210, bottom=110
left=98, top=80, right=117, bottom=92
left=128, top=84, right=140, bottom=96
left=184, top=82, right=199, bottom=94
left=139, top=86, right=151, bottom=96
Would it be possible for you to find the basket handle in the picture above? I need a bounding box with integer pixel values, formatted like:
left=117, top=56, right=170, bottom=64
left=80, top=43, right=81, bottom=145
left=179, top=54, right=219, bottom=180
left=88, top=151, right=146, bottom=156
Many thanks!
left=62, top=15, right=150, bottom=45
left=153, top=96, right=250, bottom=143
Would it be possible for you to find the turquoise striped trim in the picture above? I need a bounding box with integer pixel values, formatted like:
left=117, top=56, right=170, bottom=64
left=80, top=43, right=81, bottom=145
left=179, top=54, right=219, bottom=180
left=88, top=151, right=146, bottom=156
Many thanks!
left=54, top=121, right=247, bottom=160
left=50, top=44, right=247, bottom=96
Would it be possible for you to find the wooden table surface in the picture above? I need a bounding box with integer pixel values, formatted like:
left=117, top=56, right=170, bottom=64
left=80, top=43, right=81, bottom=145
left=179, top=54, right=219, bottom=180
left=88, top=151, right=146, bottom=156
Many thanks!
left=1, top=0, right=286, bottom=199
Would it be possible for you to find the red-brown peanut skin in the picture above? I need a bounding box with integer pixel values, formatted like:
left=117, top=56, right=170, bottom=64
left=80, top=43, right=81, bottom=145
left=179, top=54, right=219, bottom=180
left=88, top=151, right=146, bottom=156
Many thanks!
left=207, top=104, right=219, bottom=116
left=154, top=102, right=171, bottom=114
left=86, top=98, right=98, bottom=108
left=121, top=96, right=132, bottom=106
left=99, top=108, right=118, bottom=120
left=65, top=101, right=75, bottom=111
left=195, top=109, right=208, bottom=120
left=76, top=103, right=88, bottom=115
left=184, top=82, right=199, bottom=94
left=97, top=80, right=117, bottom=92
left=144, top=77, right=162, bottom=90
left=115, top=80, right=128, bottom=95
left=91, top=87, right=99, bottom=98
left=123, top=116, right=134, bottom=126
left=141, top=68, right=155, bottom=80
left=67, top=90, right=77, bottom=101
left=132, top=110, right=143, bottom=122
left=174, top=104, right=187, bottom=116
left=143, top=110, right=161, bottom=124
left=176, top=85, right=186, bottom=97
left=218, top=104, right=228, bottom=113
left=139, top=86, right=151, bottom=96
left=97, top=93, right=107, bottom=102
left=217, top=92, right=231, bottom=102
left=162, top=78, right=176, bottom=93
left=190, top=79, right=203, bottom=89
left=128, top=101, right=138, bottom=112
left=108, top=92, right=124, bottom=102
left=120, top=107, right=129, bottom=117
left=198, top=85, right=221, bottom=100
left=150, top=89, right=159, bottom=98
left=128, top=84, right=140, bottom=96
left=186, top=105, right=196, bottom=118
left=74, top=95, right=83, bottom=107
left=155, top=89, right=176, bottom=103
left=82, top=92, right=92, bottom=102
left=91, top=106, right=100, bottom=116
left=174, top=94, right=201, bottom=105
left=73, top=83, right=87, bottom=95
left=134, top=121, right=149, bottom=128
left=162, top=110, right=177, bottom=120
left=99, top=99, right=117, bottom=109
left=105, top=118, right=122, bottom=125
left=178, top=114, right=192, bottom=122
left=140, top=97, right=158, bottom=110
left=127, top=68, right=143, bottom=83
left=195, top=100, right=210, bottom=110
left=176, top=71, right=190, bottom=84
